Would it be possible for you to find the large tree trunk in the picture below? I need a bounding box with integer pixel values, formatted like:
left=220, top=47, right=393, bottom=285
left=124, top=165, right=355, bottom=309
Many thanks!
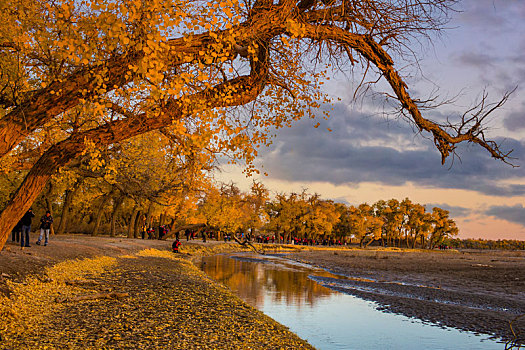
left=412, top=232, right=418, bottom=249
left=133, top=211, right=142, bottom=239
left=42, top=182, right=56, bottom=236
left=110, top=195, right=125, bottom=237
left=167, top=217, right=176, bottom=232
left=128, top=206, right=139, bottom=238
left=56, top=180, right=83, bottom=235
left=145, top=204, right=154, bottom=227
left=427, top=233, right=435, bottom=249
left=92, top=195, right=110, bottom=236
left=56, top=189, right=73, bottom=235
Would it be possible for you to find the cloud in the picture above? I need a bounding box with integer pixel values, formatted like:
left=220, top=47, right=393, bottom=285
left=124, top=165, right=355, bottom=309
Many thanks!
left=424, top=203, right=471, bottom=218
left=253, top=0, right=525, bottom=198
left=485, top=204, right=525, bottom=226
left=258, top=102, right=525, bottom=196
left=455, top=52, right=497, bottom=69
left=457, top=0, right=525, bottom=30
left=503, top=102, right=525, bottom=131
left=443, top=0, right=525, bottom=92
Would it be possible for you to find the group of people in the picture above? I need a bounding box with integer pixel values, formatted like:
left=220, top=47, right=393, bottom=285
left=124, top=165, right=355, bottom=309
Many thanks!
left=254, top=235, right=345, bottom=246
left=291, top=237, right=344, bottom=246
left=178, top=229, right=212, bottom=242
left=170, top=230, right=345, bottom=253
left=141, top=222, right=172, bottom=240
left=11, top=208, right=54, bottom=248
left=172, top=229, right=213, bottom=253
left=255, top=235, right=275, bottom=244
left=141, top=225, right=170, bottom=240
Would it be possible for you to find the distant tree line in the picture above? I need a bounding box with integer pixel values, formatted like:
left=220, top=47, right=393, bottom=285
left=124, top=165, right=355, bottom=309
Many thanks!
left=262, top=192, right=458, bottom=249
left=4, top=126, right=521, bottom=251
left=445, top=238, right=525, bottom=251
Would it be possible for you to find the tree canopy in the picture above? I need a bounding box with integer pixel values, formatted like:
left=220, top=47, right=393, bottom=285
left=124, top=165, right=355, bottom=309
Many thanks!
left=0, top=0, right=512, bottom=250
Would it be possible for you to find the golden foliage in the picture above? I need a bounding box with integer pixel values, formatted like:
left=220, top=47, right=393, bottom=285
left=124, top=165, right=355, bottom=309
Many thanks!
left=0, top=256, right=116, bottom=342
left=0, top=0, right=508, bottom=254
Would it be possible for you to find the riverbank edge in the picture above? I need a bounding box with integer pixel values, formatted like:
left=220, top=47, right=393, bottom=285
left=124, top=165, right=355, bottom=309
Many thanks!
left=280, top=248, right=525, bottom=346
left=0, top=237, right=315, bottom=349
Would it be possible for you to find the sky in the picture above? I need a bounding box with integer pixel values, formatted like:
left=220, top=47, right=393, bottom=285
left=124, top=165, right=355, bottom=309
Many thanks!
left=218, top=0, right=525, bottom=240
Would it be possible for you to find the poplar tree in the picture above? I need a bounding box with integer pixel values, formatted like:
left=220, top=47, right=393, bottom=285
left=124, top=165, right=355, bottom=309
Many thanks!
left=0, top=0, right=511, bottom=250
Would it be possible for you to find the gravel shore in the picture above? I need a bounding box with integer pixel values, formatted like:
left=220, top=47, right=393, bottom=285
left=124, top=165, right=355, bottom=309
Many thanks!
left=2, top=236, right=524, bottom=347
left=0, top=236, right=313, bottom=349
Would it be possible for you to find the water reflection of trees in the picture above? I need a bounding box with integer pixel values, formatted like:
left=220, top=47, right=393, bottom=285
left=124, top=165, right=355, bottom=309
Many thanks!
left=201, top=255, right=333, bottom=308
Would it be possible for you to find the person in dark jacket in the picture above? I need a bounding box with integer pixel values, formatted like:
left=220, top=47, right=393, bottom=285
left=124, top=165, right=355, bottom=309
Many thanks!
left=36, top=211, right=53, bottom=246
left=172, top=239, right=182, bottom=253
left=147, top=227, right=155, bottom=239
left=158, top=225, right=165, bottom=240
left=20, top=208, right=35, bottom=248
left=12, top=218, right=23, bottom=243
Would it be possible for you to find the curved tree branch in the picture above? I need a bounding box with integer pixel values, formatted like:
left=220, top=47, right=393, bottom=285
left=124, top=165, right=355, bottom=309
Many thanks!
left=0, top=55, right=269, bottom=250
left=300, top=23, right=514, bottom=164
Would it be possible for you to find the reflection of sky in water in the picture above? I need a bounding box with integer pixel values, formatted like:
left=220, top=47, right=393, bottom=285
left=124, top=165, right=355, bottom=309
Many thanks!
left=200, top=253, right=502, bottom=350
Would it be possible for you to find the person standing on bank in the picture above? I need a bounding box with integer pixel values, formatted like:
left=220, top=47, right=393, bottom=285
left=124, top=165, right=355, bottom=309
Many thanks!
left=12, top=218, right=23, bottom=243
left=20, top=208, right=35, bottom=248
left=36, top=211, right=53, bottom=246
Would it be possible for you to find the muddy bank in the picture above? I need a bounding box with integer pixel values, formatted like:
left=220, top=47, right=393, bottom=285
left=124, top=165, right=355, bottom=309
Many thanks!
left=285, top=248, right=525, bottom=344
left=0, top=236, right=313, bottom=349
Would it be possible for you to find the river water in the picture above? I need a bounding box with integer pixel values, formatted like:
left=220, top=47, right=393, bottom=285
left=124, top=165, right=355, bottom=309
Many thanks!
left=199, top=252, right=504, bottom=350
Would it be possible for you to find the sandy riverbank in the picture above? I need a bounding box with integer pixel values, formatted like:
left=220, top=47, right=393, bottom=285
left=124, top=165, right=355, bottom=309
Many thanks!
left=0, top=235, right=313, bottom=349
left=2, top=236, right=524, bottom=347
left=283, top=247, right=525, bottom=344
